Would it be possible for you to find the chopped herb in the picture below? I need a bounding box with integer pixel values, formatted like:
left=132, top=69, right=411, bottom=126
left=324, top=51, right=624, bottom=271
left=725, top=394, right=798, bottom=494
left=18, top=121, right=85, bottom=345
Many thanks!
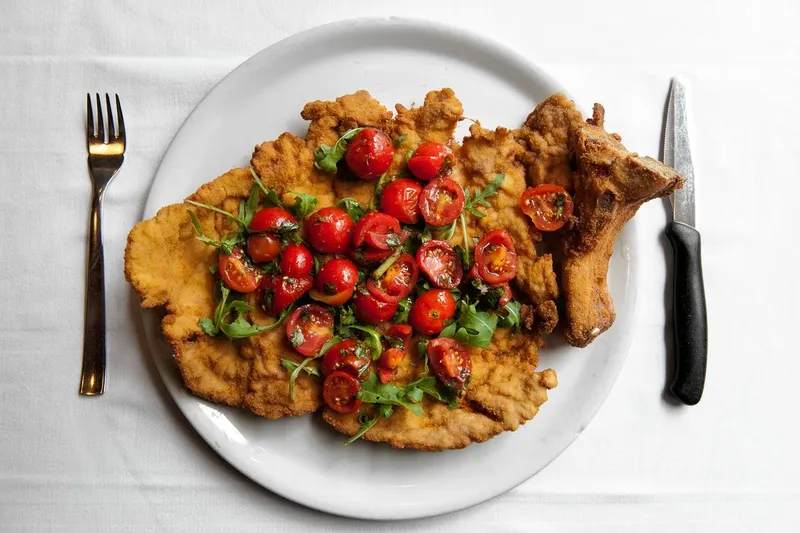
left=384, top=233, right=402, bottom=249
left=314, top=128, right=364, bottom=173
left=336, top=198, right=368, bottom=222
left=337, top=304, right=357, bottom=337
left=289, top=327, right=305, bottom=348
left=260, top=261, right=281, bottom=275
left=208, top=264, right=219, bottom=275
left=554, top=193, right=566, bottom=219
left=454, top=244, right=469, bottom=271
left=392, top=134, right=407, bottom=147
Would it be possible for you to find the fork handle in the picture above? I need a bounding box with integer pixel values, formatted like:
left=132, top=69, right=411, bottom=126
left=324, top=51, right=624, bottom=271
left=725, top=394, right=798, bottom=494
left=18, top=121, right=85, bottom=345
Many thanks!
left=81, top=188, right=106, bottom=395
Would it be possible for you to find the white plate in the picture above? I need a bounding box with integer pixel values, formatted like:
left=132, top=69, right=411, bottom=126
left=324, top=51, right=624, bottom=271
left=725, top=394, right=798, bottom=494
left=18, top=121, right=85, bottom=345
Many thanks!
left=141, top=17, right=637, bottom=520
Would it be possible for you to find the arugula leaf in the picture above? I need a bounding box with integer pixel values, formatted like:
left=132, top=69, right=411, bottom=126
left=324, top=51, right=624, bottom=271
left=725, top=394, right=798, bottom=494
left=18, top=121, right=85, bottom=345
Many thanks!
left=336, top=198, right=367, bottom=222
left=238, top=184, right=260, bottom=228
left=208, top=264, right=219, bottom=275
left=406, top=375, right=459, bottom=409
left=249, top=167, right=284, bottom=208
left=198, top=285, right=292, bottom=340
left=439, top=299, right=498, bottom=348
left=370, top=173, right=393, bottom=210
left=288, top=190, right=317, bottom=219
left=344, top=404, right=395, bottom=445
left=186, top=201, right=247, bottom=227
left=281, top=359, right=322, bottom=378
left=314, top=128, right=364, bottom=173
left=392, top=134, right=407, bottom=147
left=454, top=244, right=470, bottom=271
left=187, top=211, right=244, bottom=255
left=287, top=335, right=341, bottom=400
left=393, top=297, right=412, bottom=324
left=372, top=248, right=402, bottom=279
left=463, top=174, right=504, bottom=218
left=359, top=373, right=423, bottom=416
left=497, top=300, right=522, bottom=332
left=349, top=325, right=382, bottom=361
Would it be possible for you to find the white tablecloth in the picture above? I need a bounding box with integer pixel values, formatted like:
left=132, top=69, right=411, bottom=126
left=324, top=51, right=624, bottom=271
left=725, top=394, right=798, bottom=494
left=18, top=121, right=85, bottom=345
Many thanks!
left=2, top=1, right=799, bottom=531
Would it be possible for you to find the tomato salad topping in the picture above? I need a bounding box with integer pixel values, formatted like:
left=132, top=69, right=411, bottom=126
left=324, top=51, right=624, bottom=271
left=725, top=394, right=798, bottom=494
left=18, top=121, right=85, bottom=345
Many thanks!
left=185, top=127, right=561, bottom=443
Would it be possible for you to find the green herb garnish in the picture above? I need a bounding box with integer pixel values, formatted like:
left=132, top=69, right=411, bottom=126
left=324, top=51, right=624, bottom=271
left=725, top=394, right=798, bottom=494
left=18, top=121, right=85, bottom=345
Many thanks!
left=287, top=336, right=341, bottom=400
left=497, top=300, right=522, bottom=332
left=392, top=134, right=408, bottom=147
left=198, top=284, right=291, bottom=340
left=288, top=190, right=318, bottom=219
left=336, top=198, right=368, bottom=222
left=349, top=325, right=382, bottom=361
left=439, top=297, right=498, bottom=348
left=314, top=128, right=364, bottom=173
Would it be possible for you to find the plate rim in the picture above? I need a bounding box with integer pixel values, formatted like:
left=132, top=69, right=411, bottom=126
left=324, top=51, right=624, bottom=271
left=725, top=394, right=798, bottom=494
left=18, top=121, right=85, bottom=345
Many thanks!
left=139, top=15, right=640, bottom=520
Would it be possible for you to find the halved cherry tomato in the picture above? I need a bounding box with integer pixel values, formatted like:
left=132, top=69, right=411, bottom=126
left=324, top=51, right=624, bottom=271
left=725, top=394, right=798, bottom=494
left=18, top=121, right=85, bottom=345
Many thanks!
left=385, top=324, right=413, bottom=349
left=380, top=178, right=423, bottom=224
left=260, top=274, right=313, bottom=315
left=344, top=128, right=394, bottom=180
left=353, top=212, right=405, bottom=251
left=353, top=287, right=398, bottom=324
left=309, top=257, right=359, bottom=306
left=279, top=243, right=313, bottom=277
left=474, top=229, right=518, bottom=284
left=219, top=246, right=262, bottom=293
left=321, top=339, right=370, bottom=379
left=409, top=289, right=456, bottom=335
left=427, top=337, right=472, bottom=391
left=349, top=245, right=393, bottom=265
left=249, top=207, right=297, bottom=234
left=407, top=142, right=454, bottom=181
left=520, top=184, right=574, bottom=232
left=246, top=233, right=282, bottom=263
left=416, top=240, right=463, bottom=289
left=419, top=177, right=465, bottom=226
left=304, top=207, right=354, bottom=254
left=323, top=371, right=362, bottom=414
left=378, top=348, right=406, bottom=384
left=366, top=254, right=418, bottom=303
left=284, top=304, right=334, bottom=357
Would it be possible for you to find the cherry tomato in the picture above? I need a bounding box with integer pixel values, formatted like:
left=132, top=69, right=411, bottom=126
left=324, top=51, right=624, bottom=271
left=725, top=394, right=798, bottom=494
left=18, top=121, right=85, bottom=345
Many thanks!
left=284, top=304, right=334, bottom=357
left=378, top=348, right=406, bottom=384
left=520, top=184, right=574, bottom=232
left=350, top=245, right=393, bottom=265
left=246, top=233, right=281, bottom=263
left=407, top=142, right=454, bottom=181
left=352, top=212, right=405, bottom=251
left=419, top=177, right=465, bottom=226
left=309, top=258, right=359, bottom=306
left=353, top=287, right=398, bottom=324
left=409, top=289, right=456, bottom=335
left=416, top=240, right=463, bottom=289
left=304, top=207, right=354, bottom=254
left=385, top=324, right=413, bottom=349
left=427, top=337, right=472, bottom=391
left=366, top=254, right=418, bottom=303
left=323, top=371, right=362, bottom=414
left=314, top=258, right=359, bottom=295
left=279, top=243, right=313, bottom=277
left=249, top=207, right=297, bottom=233
left=380, top=178, right=423, bottom=224
left=219, top=246, right=262, bottom=293
left=344, top=128, right=394, bottom=180
left=474, top=229, right=518, bottom=284
left=321, top=339, right=370, bottom=379
left=260, top=274, right=313, bottom=315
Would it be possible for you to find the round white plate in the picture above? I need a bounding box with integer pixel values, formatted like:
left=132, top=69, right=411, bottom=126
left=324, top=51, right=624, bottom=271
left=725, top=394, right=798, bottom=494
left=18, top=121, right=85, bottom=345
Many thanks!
left=141, top=17, right=637, bottom=520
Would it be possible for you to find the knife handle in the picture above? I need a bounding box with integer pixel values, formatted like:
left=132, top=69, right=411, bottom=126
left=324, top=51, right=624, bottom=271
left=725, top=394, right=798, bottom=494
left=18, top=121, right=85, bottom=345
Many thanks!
left=665, top=221, right=708, bottom=405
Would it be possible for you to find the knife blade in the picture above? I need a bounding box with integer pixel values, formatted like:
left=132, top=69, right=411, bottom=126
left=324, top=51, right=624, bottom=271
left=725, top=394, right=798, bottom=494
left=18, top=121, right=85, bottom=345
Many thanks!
left=662, top=78, right=708, bottom=405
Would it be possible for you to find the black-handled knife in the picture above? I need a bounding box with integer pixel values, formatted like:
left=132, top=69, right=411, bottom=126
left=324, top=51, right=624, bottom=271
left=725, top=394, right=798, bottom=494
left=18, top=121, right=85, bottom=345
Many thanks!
left=662, top=78, right=708, bottom=405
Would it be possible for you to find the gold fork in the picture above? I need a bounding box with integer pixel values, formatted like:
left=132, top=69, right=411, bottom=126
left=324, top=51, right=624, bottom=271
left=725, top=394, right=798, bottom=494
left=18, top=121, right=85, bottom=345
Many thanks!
left=81, top=94, right=126, bottom=396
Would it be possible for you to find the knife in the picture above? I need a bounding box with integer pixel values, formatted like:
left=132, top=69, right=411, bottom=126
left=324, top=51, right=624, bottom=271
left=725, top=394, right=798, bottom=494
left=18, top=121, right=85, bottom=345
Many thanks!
left=662, top=78, right=708, bottom=406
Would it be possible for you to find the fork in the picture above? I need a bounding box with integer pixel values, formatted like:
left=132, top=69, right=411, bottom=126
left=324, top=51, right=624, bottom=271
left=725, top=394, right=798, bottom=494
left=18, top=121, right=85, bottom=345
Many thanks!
left=81, top=94, right=126, bottom=396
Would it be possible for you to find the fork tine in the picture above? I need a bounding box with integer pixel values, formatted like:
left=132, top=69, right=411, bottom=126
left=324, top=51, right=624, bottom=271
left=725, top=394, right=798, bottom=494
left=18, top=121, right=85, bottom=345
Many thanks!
left=86, top=93, right=95, bottom=139
left=105, top=94, right=115, bottom=139
left=115, top=94, right=126, bottom=144
left=95, top=93, right=105, bottom=143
